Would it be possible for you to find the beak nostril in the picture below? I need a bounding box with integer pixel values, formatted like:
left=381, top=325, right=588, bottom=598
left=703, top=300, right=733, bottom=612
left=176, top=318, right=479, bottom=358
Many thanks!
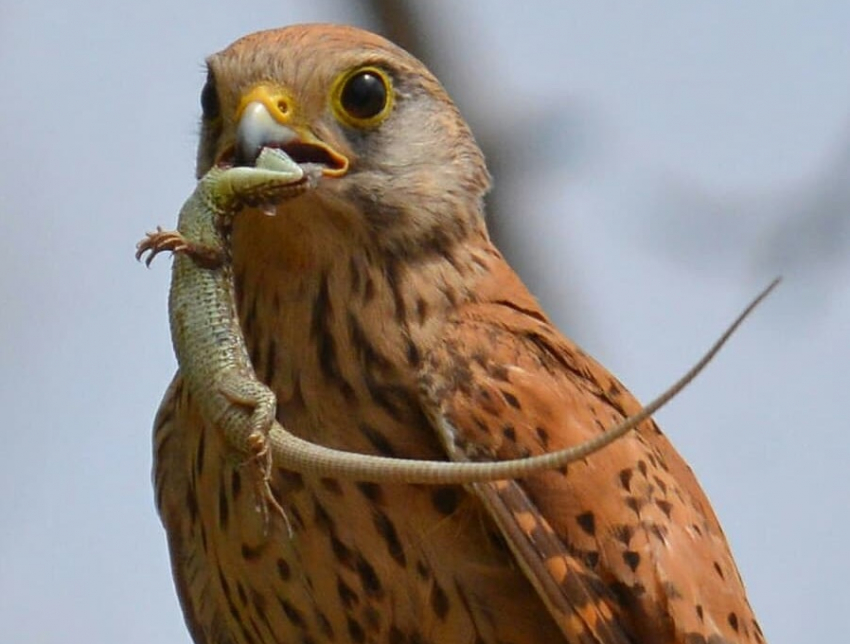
left=276, top=100, right=289, bottom=115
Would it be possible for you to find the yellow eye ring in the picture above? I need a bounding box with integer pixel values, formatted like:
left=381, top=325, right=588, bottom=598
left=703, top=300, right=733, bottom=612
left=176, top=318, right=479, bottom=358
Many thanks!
left=331, top=66, right=394, bottom=129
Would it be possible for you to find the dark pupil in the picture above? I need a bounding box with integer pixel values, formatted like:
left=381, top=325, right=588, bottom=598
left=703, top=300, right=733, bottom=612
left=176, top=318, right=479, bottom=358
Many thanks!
left=200, top=76, right=220, bottom=120
left=341, top=72, right=387, bottom=120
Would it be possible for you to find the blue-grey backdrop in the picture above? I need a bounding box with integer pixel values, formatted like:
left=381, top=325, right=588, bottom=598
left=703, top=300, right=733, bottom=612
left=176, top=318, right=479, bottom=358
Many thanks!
left=1, top=2, right=847, bottom=643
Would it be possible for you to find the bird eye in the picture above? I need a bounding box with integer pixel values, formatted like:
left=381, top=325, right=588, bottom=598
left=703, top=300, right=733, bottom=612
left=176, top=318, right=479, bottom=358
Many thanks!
left=332, top=66, right=393, bottom=128
left=341, top=71, right=387, bottom=119
left=200, top=72, right=220, bottom=121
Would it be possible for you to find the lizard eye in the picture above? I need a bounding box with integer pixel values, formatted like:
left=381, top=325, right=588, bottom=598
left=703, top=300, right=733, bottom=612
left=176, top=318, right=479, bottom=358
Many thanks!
left=331, top=66, right=393, bottom=128
left=200, top=72, right=221, bottom=121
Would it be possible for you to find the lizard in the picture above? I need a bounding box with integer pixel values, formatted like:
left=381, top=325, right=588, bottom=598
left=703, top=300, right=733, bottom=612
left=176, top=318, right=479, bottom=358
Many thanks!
left=137, top=147, right=779, bottom=492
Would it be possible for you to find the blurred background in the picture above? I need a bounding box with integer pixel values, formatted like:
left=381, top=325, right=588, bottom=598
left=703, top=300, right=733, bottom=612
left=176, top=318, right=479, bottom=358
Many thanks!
left=1, top=2, right=848, bottom=642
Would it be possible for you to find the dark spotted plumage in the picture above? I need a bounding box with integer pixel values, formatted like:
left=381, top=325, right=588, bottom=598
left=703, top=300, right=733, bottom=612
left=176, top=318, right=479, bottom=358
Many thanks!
left=152, top=23, right=766, bottom=644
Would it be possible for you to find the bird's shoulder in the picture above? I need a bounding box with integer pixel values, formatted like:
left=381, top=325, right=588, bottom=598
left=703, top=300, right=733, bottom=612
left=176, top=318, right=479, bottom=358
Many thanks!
left=419, top=258, right=763, bottom=643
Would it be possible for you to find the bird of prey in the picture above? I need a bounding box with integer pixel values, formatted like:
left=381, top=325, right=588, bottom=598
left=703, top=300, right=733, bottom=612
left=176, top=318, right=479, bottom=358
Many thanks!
left=152, top=23, right=766, bottom=644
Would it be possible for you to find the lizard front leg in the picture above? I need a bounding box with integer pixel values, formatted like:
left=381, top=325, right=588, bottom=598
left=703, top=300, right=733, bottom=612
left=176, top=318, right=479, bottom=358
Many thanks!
left=136, top=227, right=225, bottom=269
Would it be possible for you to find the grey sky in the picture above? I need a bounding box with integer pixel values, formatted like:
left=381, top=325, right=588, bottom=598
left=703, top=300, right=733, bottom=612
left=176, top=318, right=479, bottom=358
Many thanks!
left=1, top=2, right=847, bottom=643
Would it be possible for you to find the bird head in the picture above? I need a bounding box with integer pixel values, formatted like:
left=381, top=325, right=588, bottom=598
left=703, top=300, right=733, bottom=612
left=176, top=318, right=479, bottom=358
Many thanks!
left=197, top=24, right=491, bottom=258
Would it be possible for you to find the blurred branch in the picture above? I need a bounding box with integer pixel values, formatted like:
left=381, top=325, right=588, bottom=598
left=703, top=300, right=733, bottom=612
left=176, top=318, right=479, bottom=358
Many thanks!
left=367, top=0, right=433, bottom=65
left=643, top=122, right=850, bottom=292
left=759, top=132, right=850, bottom=274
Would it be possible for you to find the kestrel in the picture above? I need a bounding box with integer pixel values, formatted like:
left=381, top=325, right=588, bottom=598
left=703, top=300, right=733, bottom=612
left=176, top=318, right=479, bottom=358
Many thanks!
left=153, top=24, right=767, bottom=644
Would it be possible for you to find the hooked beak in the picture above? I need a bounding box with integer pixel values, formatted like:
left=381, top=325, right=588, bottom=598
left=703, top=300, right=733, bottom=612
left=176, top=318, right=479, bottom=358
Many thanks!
left=228, top=85, right=349, bottom=178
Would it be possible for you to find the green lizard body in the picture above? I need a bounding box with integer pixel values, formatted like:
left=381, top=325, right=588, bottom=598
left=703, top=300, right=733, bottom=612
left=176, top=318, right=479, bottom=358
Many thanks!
left=137, top=149, right=777, bottom=487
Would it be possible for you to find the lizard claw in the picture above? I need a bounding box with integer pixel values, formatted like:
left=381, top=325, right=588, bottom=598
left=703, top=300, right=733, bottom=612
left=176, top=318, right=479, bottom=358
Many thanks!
left=244, top=431, right=293, bottom=538
left=136, top=227, right=190, bottom=266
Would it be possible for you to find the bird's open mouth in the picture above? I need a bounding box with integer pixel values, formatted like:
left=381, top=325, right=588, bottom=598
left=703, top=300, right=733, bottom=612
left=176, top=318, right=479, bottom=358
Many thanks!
left=218, top=141, right=348, bottom=179
left=218, top=98, right=350, bottom=176
left=269, top=142, right=346, bottom=171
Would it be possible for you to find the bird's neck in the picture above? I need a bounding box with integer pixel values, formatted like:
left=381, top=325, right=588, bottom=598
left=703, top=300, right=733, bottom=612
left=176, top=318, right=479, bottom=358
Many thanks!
left=228, top=205, right=497, bottom=453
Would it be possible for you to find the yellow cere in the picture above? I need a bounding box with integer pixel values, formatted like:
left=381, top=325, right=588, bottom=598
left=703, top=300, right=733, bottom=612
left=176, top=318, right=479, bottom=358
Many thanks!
left=236, top=84, right=297, bottom=125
